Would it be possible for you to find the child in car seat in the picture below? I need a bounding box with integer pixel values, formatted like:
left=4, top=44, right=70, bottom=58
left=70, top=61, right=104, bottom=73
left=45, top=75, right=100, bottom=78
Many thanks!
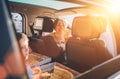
left=16, top=33, right=42, bottom=79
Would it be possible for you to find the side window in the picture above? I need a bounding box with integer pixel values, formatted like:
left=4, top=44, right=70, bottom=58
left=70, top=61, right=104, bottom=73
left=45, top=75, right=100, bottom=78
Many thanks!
left=100, top=19, right=116, bottom=57
left=11, top=12, right=23, bottom=32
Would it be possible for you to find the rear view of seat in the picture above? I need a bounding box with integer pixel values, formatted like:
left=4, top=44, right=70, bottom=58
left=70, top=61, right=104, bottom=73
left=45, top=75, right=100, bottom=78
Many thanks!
left=29, top=16, right=54, bottom=55
left=66, top=15, right=113, bottom=73
left=29, top=16, right=61, bottom=58
left=29, top=37, right=46, bottom=55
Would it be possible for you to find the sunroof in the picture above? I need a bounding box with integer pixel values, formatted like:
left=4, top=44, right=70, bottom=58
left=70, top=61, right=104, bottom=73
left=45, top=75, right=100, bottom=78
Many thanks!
left=9, top=0, right=84, bottom=10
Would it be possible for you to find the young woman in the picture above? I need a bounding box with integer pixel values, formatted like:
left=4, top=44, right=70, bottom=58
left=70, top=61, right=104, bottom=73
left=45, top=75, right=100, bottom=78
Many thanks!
left=49, top=18, right=71, bottom=51
left=49, top=18, right=71, bottom=64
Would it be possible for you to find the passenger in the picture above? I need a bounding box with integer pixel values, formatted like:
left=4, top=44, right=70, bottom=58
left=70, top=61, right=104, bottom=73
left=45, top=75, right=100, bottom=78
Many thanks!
left=16, top=33, right=41, bottom=79
left=49, top=18, right=71, bottom=64
left=49, top=18, right=71, bottom=51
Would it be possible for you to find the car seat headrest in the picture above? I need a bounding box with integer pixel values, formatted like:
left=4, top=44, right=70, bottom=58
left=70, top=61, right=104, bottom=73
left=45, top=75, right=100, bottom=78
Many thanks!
left=72, top=15, right=107, bottom=39
left=34, top=16, right=54, bottom=32
left=31, top=16, right=54, bottom=37
left=42, top=16, right=54, bottom=32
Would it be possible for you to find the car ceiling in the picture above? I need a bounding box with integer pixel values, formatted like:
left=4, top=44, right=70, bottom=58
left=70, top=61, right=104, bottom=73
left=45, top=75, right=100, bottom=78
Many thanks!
left=9, top=0, right=85, bottom=10
left=8, top=0, right=119, bottom=17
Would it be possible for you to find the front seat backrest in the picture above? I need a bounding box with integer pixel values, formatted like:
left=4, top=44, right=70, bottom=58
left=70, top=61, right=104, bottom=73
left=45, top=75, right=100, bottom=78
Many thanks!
left=29, top=16, right=54, bottom=55
left=66, top=15, right=113, bottom=73
left=40, top=36, right=62, bottom=57
left=72, top=15, right=107, bottom=39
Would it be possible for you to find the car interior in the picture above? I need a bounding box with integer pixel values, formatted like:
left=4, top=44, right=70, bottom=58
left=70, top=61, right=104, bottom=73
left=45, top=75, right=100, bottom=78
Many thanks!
left=1, top=0, right=120, bottom=79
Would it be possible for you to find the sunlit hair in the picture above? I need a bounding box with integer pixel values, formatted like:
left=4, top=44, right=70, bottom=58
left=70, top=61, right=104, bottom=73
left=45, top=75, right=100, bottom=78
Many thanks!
left=53, top=18, right=67, bottom=29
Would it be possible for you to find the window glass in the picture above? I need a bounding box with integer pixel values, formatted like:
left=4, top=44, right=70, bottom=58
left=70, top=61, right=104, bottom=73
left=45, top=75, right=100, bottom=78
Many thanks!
left=100, top=25, right=115, bottom=56
left=59, top=14, right=86, bottom=28
left=11, top=13, right=23, bottom=32
left=34, top=18, right=44, bottom=30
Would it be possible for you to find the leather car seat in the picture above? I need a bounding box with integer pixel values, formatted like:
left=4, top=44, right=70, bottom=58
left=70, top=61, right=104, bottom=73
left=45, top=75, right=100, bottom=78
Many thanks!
left=66, top=15, right=113, bottom=72
left=29, top=16, right=55, bottom=55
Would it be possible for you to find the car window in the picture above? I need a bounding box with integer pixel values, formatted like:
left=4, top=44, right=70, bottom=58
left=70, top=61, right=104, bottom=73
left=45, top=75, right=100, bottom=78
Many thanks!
left=11, top=12, right=23, bottom=32
left=100, top=24, right=116, bottom=56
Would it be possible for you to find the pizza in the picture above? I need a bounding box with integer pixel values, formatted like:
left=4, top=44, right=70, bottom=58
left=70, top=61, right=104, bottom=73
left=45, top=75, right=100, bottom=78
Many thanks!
left=50, top=66, right=73, bottom=79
